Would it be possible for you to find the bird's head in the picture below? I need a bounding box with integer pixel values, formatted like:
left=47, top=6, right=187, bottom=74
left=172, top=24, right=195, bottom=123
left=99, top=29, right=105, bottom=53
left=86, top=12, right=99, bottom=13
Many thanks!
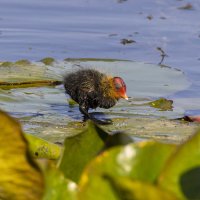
left=113, top=77, right=128, bottom=100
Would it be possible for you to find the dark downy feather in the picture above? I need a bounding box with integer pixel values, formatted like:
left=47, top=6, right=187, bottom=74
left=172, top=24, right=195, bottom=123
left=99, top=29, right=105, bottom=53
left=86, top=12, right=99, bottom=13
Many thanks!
left=63, top=69, right=117, bottom=110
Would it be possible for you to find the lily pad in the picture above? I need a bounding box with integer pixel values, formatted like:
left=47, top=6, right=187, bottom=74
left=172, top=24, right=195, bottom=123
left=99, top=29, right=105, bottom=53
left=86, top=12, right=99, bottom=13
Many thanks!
left=0, top=59, right=193, bottom=144
left=15, top=59, right=31, bottom=66
left=149, top=98, right=173, bottom=111
left=40, top=57, right=55, bottom=65
left=0, top=60, right=62, bottom=83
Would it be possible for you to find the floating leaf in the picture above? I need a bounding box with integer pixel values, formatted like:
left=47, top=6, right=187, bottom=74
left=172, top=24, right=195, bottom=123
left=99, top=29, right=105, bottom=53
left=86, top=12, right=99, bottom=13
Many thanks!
left=149, top=98, right=173, bottom=111
left=158, top=129, right=200, bottom=200
left=0, top=61, right=13, bottom=67
left=64, top=58, right=128, bottom=62
left=40, top=57, right=55, bottom=65
left=43, top=162, right=77, bottom=200
left=15, top=59, right=31, bottom=66
left=0, top=110, right=44, bottom=200
left=0, top=59, right=192, bottom=143
left=0, top=80, right=62, bottom=89
left=25, top=134, right=62, bottom=159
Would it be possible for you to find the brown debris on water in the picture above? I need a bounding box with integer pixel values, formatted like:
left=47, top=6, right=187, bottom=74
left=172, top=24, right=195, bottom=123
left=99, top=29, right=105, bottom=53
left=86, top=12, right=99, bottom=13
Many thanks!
left=120, top=38, right=136, bottom=45
left=178, top=3, right=194, bottom=10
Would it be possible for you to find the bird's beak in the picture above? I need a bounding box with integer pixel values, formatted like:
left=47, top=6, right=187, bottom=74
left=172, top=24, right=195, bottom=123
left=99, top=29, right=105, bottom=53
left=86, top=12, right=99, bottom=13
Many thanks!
left=123, top=94, right=129, bottom=100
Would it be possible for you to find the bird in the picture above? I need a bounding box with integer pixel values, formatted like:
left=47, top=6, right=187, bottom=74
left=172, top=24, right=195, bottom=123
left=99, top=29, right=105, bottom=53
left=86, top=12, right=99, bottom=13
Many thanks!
left=63, top=68, right=128, bottom=124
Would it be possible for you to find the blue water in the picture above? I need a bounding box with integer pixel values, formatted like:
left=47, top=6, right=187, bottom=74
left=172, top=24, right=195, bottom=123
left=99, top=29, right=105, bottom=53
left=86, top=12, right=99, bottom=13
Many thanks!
left=0, top=0, right=200, bottom=99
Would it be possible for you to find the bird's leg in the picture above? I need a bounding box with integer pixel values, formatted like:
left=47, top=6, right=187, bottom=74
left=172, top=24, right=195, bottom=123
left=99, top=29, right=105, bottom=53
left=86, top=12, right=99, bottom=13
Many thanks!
left=79, top=103, right=112, bottom=125
left=79, top=103, right=90, bottom=121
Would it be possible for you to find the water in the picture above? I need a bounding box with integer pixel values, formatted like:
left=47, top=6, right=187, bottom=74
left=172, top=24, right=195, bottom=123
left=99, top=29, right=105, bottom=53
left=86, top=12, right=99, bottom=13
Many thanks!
left=1, top=1, right=200, bottom=84
left=0, top=0, right=200, bottom=142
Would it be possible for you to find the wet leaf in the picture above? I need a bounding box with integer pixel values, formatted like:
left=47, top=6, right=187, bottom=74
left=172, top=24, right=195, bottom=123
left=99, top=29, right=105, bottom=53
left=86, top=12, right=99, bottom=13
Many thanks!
left=0, top=59, right=192, bottom=143
left=0, top=80, right=62, bottom=89
left=149, top=98, right=173, bottom=111
left=64, top=58, right=128, bottom=62
left=158, top=129, right=200, bottom=200
left=43, top=162, right=77, bottom=200
left=25, top=134, right=62, bottom=159
left=0, top=110, right=44, bottom=200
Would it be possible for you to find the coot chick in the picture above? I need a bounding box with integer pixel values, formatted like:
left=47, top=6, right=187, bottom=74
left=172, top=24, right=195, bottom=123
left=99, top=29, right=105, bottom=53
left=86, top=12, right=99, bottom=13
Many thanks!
left=63, top=69, right=128, bottom=124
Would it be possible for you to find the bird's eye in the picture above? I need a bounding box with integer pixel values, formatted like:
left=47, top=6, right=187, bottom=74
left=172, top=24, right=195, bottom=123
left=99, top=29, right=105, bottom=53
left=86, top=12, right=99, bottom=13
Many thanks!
left=115, top=83, right=122, bottom=90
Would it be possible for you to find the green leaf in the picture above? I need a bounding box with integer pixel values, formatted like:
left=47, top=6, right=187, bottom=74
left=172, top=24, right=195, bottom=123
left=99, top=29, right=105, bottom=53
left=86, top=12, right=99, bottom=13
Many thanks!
left=0, top=61, right=13, bottom=67
left=79, top=175, right=118, bottom=200
left=25, top=134, right=62, bottom=159
left=79, top=174, right=179, bottom=200
left=80, top=141, right=175, bottom=185
left=58, top=121, right=133, bottom=182
left=58, top=121, right=108, bottom=182
left=149, top=98, right=173, bottom=111
left=158, top=129, right=200, bottom=200
left=180, top=166, right=200, bottom=200
left=0, top=80, right=62, bottom=89
left=0, top=110, right=44, bottom=200
left=43, top=162, right=77, bottom=200
left=15, top=59, right=31, bottom=66
left=104, top=176, right=179, bottom=200
left=79, top=141, right=175, bottom=199
left=40, top=57, right=55, bottom=65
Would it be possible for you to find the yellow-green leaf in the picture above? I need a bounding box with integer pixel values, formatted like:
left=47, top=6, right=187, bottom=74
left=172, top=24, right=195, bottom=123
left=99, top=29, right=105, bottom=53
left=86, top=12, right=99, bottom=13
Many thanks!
left=149, top=98, right=173, bottom=111
left=0, top=110, right=44, bottom=200
left=58, top=121, right=132, bottom=183
left=159, top=129, right=200, bottom=200
left=104, top=176, right=179, bottom=200
left=43, top=162, right=77, bottom=200
left=80, top=141, right=175, bottom=184
left=25, top=134, right=62, bottom=159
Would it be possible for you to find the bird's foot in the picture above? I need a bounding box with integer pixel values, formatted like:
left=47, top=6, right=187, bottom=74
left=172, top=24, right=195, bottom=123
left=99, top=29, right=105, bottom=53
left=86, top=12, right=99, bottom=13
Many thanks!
left=82, top=113, right=112, bottom=125
left=91, top=117, right=113, bottom=125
